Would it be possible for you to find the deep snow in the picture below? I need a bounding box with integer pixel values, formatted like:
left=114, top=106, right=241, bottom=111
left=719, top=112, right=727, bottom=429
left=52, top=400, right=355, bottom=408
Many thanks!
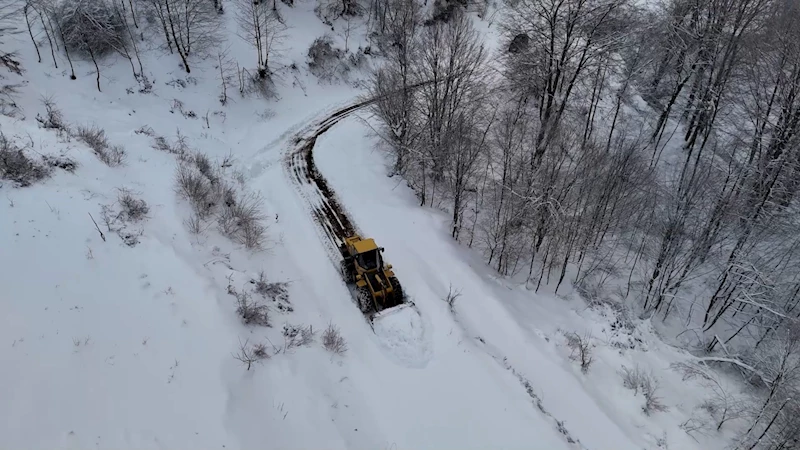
left=0, top=1, right=747, bottom=449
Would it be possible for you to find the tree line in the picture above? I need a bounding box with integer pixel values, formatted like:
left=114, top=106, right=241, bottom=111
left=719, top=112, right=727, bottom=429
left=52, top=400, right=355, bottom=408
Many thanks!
left=367, top=0, right=800, bottom=447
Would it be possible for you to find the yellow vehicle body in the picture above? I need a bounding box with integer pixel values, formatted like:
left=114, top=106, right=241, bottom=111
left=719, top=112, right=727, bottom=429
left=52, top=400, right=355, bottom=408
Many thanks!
left=340, top=235, right=403, bottom=313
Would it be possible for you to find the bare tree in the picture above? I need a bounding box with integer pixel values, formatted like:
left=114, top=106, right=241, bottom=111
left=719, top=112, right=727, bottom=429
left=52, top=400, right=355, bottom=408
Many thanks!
left=141, top=0, right=221, bottom=73
left=23, top=3, right=41, bottom=64
left=235, top=0, right=282, bottom=78
left=500, top=0, right=631, bottom=167
left=369, top=0, right=422, bottom=175
left=216, top=47, right=236, bottom=105
left=410, top=11, right=487, bottom=209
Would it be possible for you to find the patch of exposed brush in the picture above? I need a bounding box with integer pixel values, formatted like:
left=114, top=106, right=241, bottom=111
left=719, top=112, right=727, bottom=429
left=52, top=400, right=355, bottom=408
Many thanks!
left=0, top=132, right=51, bottom=187
left=228, top=285, right=270, bottom=327
left=282, top=323, right=315, bottom=350
left=36, top=96, right=70, bottom=138
left=76, top=125, right=126, bottom=167
left=97, top=188, right=149, bottom=246
left=322, top=322, right=347, bottom=355
left=174, top=149, right=267, bottom=250
left=250, top=270, right=292, bottom=312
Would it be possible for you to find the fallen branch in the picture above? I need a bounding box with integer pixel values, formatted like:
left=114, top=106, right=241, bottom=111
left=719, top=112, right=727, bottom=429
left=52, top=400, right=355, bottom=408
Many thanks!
left=696, top=357, right=769, bottom=386
left=88, top=212, right=106, bottom=242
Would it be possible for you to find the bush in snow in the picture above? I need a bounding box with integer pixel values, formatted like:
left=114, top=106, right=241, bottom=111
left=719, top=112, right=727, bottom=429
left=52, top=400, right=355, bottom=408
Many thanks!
left=98, top=192, right=147, bottom=247
left=55, top=0, right=126, bottom=57
left=444, top=284, right=461, bottom=312
left=253, top=271, right=289, bottom=299
left=117, top=188, right=149, bottom=221
left=250, top=271, right=293, bottom=312
left=231, top=287, right=270, bottom=327
left=322, top=322, right=347, bottom=355
left=192, top=152, right=217, bottom=183
left=307, top=35, right=358, bottom=82
left=175, top=162, right=214, bottom=217
left=175, top=151, right=268, bottom=250
left=233, top=338, right=269, bottom=370
left=239, top=67, right=277, bottom=99
left=315, top=0, right=361, bottom=23
left=565, top=331, right=593, bottom=374
left=36, top=96, right=70, bottom=137
left=425, top=0, right=466, bottom=25
left=0, top=132, right=51, bottom=187
left=76, top=125, right=126, bottom=167
left=0, top=83, right=23, bottom=118
left=282, top=323, right=315, bottom=349
left=183, top=212, right=204, bottom=234
left=619, top=365, right=668, bottom=415
left=217, top=191, right=267, bottom=250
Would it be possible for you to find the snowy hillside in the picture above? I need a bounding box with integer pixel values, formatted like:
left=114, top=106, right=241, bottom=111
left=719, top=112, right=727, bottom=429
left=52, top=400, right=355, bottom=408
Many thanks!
left=2, top=0, right=795, bottom=449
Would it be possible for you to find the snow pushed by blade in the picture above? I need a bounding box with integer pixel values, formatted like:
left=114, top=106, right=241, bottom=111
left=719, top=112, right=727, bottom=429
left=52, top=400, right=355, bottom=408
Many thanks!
left=370, top=303, right=432, bottom=369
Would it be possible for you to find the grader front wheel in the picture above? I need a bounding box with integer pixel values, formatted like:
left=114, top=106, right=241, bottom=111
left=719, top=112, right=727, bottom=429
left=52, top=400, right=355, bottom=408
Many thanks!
left=357, top=286, right=373, bottom=313
left=389, top=276, right=403, bottom=307
left=340, top=258, right=354, bottom=283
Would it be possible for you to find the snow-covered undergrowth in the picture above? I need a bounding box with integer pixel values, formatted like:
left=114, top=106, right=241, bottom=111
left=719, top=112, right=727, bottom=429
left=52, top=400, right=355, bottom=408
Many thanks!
left=0, top=0, right=752, bottom=449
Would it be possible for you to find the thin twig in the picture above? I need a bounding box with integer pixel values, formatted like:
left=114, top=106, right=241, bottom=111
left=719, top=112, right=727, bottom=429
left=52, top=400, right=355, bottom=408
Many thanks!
left=88, top=212, right=106, bottom=242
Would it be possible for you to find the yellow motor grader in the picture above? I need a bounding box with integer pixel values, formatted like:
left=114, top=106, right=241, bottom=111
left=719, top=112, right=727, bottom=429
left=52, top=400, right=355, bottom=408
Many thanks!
left=340, top=235, right=404, bottom=314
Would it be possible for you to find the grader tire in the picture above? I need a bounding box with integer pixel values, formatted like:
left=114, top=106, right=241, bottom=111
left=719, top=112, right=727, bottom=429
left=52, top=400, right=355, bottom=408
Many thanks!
left=340, top=259, right=354, bottom=283
left=357, top=286, right=373, bottom=313
left=388, top=276, right=403, bottom=307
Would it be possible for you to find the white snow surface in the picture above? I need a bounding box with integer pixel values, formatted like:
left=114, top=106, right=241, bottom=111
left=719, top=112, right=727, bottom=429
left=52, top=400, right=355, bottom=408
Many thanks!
left=1, top=2, right=744, bottom=449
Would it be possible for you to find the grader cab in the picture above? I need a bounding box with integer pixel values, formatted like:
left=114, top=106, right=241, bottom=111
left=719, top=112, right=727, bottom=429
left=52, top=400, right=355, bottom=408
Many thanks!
left=340, top=235, right=404, bottom=313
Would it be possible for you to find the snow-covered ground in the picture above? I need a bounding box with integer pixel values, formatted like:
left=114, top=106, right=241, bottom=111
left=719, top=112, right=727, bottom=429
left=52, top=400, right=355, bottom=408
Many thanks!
left=1, top=1, right=746, bottom=449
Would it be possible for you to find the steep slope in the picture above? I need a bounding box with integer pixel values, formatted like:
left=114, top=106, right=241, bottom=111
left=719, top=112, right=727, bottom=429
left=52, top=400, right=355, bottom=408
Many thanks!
left=0, top=1, right=744, bottom=449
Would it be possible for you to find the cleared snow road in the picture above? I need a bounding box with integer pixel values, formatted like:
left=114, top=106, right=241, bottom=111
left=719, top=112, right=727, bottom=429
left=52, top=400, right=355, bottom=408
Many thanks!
left=267, top=99, right=622, bottom=449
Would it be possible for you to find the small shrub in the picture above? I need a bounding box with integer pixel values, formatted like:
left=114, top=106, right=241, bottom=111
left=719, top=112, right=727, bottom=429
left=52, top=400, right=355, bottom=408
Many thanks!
left=620, top=365, right=668, bottom=415
left=425, top=0, right=466, bottom=25
left=566, top=331, right=593, bottom=374
left=0, top=83, right=23, bottom=118
left=147, top=130, right=189, bottom=157
left=253, top=271, right=289, bottom=301
left=0, top=133, right=51, bottom=187
left=98, top=199, right=145, bottom=247
left=283, top=323, right=315, bottom=349
left=134, top=126, right=155, bottom=137
left=170, top=99, right=197, bottom=118
left=444, top=284, right=461, bottom=312
left=322, top=322, right=347, bottom=355
left=193, top=152, right=217, bottom=182
left=315, top=0, right=360, bottom=22
left=43, top=154, right=78, bottom=172
left=233, top=288, right=270, bottom=327
left=217, top=191, right=267, bottom=250
left=233, top=338, right=269, bottom=370
left=620, top=365, right=648, bottom=392
left=240, top=68, right=277, bottom=99
left=184, top=213, right=204, bottom=234
left=175, top=163, right=214, bottom=217
left=36, top=96, right=70, bottom=135
left=76, top=125, right=126, bottom=166
left=117, top=188, right=149, bottom=221
left=307, top=35, right=350, bottom=81
left=252, top=342, right=269, bottom=359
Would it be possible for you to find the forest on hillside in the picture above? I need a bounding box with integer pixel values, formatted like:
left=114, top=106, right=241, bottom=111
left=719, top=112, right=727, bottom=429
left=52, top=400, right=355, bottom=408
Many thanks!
left=368, top=0, right=800, bottom=447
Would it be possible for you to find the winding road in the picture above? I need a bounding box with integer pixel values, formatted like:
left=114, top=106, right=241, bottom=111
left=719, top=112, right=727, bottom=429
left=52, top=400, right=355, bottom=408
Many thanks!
left=283, top=99, right=374, bottom=266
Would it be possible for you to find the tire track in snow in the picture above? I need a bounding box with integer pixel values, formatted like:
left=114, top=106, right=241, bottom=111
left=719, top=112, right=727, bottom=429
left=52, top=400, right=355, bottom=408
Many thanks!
left=456, top=315, right=588, bottom=450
